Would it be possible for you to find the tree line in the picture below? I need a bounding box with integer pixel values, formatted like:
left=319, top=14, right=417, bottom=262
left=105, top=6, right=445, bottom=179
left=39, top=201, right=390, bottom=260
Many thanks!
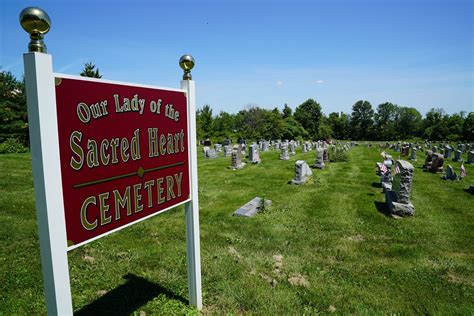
left=198, top=99, right=473, bottom=142
left=1, top=65, right=472, bottom=148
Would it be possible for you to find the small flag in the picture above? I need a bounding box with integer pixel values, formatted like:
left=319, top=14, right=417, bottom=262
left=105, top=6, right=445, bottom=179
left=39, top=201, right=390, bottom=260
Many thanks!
left=394, top=163, right=400, bottom=175
left=380, top=163, right=388, bottom=174
left=460, top=163, right=466, bottom=178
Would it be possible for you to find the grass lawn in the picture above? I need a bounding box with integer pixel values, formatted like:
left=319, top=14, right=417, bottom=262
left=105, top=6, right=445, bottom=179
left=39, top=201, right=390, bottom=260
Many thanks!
left=0, top=145, right=473, bottom=314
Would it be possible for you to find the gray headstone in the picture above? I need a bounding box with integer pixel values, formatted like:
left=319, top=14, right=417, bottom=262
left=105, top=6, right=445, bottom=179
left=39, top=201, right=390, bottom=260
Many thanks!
left=233, top=197, right=272, bottom=217
left=386, top=160, right=415, bottom=217
left=314, top=147, right=325, bottom=169
left=280, top=145, right=290, bottom=160
left=453, top=150, right=461, bottom=162
left=291, top=160, right=313, bottom=185
left=467, top=151, right=474, bottom=164
left=249, top=144, right=261, bottom=164
left=205, top=149, right=218, bottom=158
left=442, top=164, right=457, bottom=180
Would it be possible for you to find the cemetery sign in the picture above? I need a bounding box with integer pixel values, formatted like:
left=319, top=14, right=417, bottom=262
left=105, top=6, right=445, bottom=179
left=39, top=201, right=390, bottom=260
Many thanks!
left=55, top=76, right=190, bottom=248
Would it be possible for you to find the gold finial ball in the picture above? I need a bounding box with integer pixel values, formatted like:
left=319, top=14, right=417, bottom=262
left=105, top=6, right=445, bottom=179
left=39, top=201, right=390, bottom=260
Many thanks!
left=179, top=55, right=195, bottom=71
left=20, top=7, right=51, bottom=35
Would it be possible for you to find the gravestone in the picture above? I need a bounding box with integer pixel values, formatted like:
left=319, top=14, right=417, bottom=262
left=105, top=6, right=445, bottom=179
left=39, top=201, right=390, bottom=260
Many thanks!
left=248, top=144, right=261, bottom=164
left=205, top=149, right=217, bottom=159
left=302, top=143, right=308, bottom=153
left=202, top=146, right=210, bottom=155
left=203, top=139, right=212, bottom=147
left=233, top=197, right=272, bottom=217
left=222, top=139, right=231, bottom=146
left=409, top=148, right=417, bottom=161
left=280, top=145, right=290, bottom=160
left=444, top=146, right=452, bottom=159
left=423, top=150, right=433, bottom=170
left=385, top=160, right=415, bottom=217
left=290, top=160, right=313, bottom=185
left=214, top=144, right=222, bottom=152
left=323, top=146, right=329, bottom=162
left=289, top=141, right=296, bottom=155
left=314, top=147, right=325, bottom=169
left=442, top=165, right=457, bottom=180
left=262, top=141, right=269, bottom=152
left=467, top=151, right=474, bottom=164
left=453, top=150, right=461, bottom=162
left=223, top=145, right=232, bottom=157
left=230, top=149, right=245, bottom=170
left=430, top=153, right=444, bottom=173
left=432, top=145, right=438, bottom=153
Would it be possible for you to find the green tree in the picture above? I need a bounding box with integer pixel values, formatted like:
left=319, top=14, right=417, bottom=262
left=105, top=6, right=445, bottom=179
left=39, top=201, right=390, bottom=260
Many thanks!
left=281, top=116, right=307, bottom=140
left=212, top=110, right=235, bottom=139
left=282, top=103, right=292, bottom=119
left=235, top=106, right=283, bottom=140
left=0, top=70, right=28, bottom=144
left=396, top=107, right=422, bottom=139
left=462, top=112, right=474, bottom=141
left=294, top=99, right=322, bottom=139
left=374, top=102, right=397, bottom=140
left=196, top=104, right=213, bottom=139
left=350, top=100, right=374, bottom=140
left=80, top=62, right=102, bottom=78
left=422, top=108, right=447, bottom=140
left=444, top=113, right=464, bottom=141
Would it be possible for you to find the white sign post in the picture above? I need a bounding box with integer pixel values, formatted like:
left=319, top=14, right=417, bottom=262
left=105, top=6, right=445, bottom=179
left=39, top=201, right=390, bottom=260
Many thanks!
left=20, top=7, right=202, bottom=314
left=181, top=55, right=203, bottom=309
left=24, top=52, right=74, bottom=315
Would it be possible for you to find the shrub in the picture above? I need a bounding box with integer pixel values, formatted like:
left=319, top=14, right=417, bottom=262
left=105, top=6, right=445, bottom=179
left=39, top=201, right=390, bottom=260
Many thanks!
left=0, top=138, right=28, bottom=154
left=329, top=146, right=348, bottom=162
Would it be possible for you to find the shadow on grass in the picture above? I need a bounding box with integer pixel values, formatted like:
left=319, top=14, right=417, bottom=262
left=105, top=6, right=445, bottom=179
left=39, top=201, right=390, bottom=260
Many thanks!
left=371, top=182, right=381, bottom=188
left=75, top=274, right=187, bottom=316
left=374, top=200, right=390, bottom=217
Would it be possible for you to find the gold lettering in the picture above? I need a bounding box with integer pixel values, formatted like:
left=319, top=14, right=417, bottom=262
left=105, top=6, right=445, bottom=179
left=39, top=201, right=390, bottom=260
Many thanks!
left=133, top=183, right=144, bottom=213
left=143, top=180, right=155, bottom=208
left=166, top=175, right=175, bottom=201
left=160, top=134, right=166, bottom=156
left=148, top=128, right=159, bottom=157
left=70, top=131, right=83, bottom=170
left=157, top=177, right=165, bottom=204
left=98, top=192, right=111, bottom=226
left=120, top=138, right=129, bottom=162
left=167, top=133, right=174, bottom=154
left=86, top=140, right=99, bottom=168
left=114, top=187, right=131, bottom=219
left=174, top=172, right=183, bottom=197
left=100, top=139, right=110, bottom=165
left=110, top=138, right=119, bottom=164
left=131, top=129, right=141, bottom=161
left=80, top=196, right=97, bottom=230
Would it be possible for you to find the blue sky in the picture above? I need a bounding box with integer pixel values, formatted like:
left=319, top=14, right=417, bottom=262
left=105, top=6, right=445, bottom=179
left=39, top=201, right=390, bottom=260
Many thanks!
left=1, top=0, right=472, bottom=115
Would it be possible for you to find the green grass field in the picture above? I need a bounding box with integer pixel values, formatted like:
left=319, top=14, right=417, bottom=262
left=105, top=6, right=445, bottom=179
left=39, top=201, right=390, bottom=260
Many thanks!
left=0, top=145, right=473, bottom=314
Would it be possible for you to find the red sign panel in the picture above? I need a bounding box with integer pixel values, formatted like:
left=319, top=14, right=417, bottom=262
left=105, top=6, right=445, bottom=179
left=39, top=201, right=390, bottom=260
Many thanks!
left=55, top=76, right=190, bottom=248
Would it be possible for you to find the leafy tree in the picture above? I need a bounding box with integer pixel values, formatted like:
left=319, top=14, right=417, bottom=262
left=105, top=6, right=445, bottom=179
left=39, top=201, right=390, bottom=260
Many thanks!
left=396, top=107, right=422, bottom=139
left=212, top=110, right=235, bottom=139
left=196, top=104, right=213, bottom=139
left=328, top=112, right=350, bottom=140
left=282, top=103, right=292, bottom=119
left=281, top=116, right=307, bottom=140
left=374, top=102, right=397, bottom=140
left=462, top=112, right=474, bottom=141
left=444, top=113, right=464, bottom=141
left=80, top=62, right=102, bottom=78
left=294, top=99, right=322, bottom=139
left=350, top=100, right=374, bottom=140
left=235, top=106, right=283, bottom=140
left=318, top=123, right=333, bottom=140
left=0, top=70, right=28, bottom=144
left=422, top=108, right=447, bottom=140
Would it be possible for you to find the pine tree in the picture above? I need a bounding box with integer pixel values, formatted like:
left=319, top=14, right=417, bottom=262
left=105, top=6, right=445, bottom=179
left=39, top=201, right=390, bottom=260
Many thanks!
left=80, top=62, right=102, bottom=78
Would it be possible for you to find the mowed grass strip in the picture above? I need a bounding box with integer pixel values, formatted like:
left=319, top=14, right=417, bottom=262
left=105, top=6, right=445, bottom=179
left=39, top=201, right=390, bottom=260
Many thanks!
left=0, top=146, right=472, bottom=314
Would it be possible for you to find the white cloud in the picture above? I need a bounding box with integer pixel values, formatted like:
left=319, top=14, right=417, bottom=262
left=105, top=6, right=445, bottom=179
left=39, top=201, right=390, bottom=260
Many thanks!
left=276, top=80, right=284, bottom=86
left=314, top=79, right=325, bottom=84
